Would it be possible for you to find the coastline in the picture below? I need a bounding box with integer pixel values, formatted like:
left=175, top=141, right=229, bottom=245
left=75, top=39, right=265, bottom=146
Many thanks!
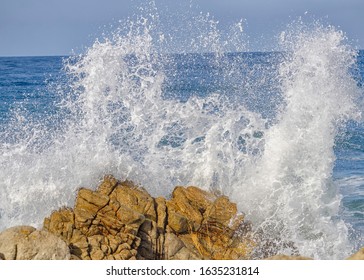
left=0, top=175, right=363, bottom=260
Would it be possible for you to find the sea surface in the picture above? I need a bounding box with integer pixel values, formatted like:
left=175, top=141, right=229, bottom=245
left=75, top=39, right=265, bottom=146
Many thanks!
left=0, top=16, right=364, bottom=259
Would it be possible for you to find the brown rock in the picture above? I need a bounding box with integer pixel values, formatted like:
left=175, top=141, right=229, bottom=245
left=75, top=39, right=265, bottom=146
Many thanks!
left=172, top=187, right=205, bottom=220
left=69, top=229, right=88, bottom=259
left=0, top=226, right=70, bottom=260
left=163, top=185, right=255, bottom=260
left=74, top=188, right=109, bottom=233
left=204, top=196, right=238, bottom=227
left=155, top=197, right=167, bottom=259
left=44, top=208, right=74, bottom=240
left=97, top=175, right=119, bottom=196
left=165, top=230, right=199, bottom=260
left=96, top=204, right=124, bottom=235
left=43, top=178, right=147, bottom=260
left=155, top=197, right=167, bottom=230
left=183, top=186, right=215, bottom=211
left=110, top=182, right=156, bottom=221
left=116, top=204, right=145, bottom=235
left=40, top=176, right=256, bottom=260
left=166, top=186, right=210, bottom=232
left=167, top=209, right=189, bottom=234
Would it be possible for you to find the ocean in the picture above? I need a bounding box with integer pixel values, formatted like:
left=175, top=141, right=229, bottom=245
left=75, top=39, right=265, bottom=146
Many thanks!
left=0, top=17, right=363, bottom=260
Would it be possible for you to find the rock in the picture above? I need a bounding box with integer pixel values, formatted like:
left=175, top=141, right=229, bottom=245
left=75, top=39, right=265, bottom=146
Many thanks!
left=44, top=208, right=74, bottom=241
left=97, top=175, right=118, bottom=196
left=44, top=177, right=145, bottom=260
left=165, top=186, right=255, bottom=260
left=204, top=196, right=238, bottom=227
left=155, top=197, right=167, bottom=259
left=166, top=186, right=208, bottom=231
left=42, top=175, right=255, bottom=260
left=4, top=175, right=362, bottom=260
left=74, top=188, right=109, bottom=233
left=0, top=226, right=70, bottom=260
left=165, top=230, right=200, bottom=260
left=167, top=209, right=189, bottom=234
left=346, top=247, right=364, bottom=260
left=110, top=180, right=156, bottom=221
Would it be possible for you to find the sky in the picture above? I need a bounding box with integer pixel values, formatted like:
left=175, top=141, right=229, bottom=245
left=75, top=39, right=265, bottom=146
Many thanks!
left=0, top=0, right=363, bottom=56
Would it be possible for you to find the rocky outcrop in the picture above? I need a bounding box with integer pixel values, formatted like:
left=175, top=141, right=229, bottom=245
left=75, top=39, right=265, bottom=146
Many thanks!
left=1, top=175, right=363, bottom=260
left=42, top=175, right=255, bottom=260
left=0, top=226, right=70, bottom=260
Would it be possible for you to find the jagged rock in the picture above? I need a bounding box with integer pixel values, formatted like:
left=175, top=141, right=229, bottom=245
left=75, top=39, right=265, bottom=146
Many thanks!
left=97, top=175, right=118, bottom=196
left=0, top=226, right=70, bottom=260
left=165, top=230, right=200, bottom=260
left=109, top=181, right=156, bottom=221
left=43, top=208, right=74, bottom=241
left=166, top=186, right=210, bottom=232
left=169, top=186, right=255, bottom=260
left=42, top=175, right=255, bottom=260
left=44, top=176, right=144, bottom=260
left=4, top=175, right=362, bottom=260
left=346, top=247, right=364, bottom=260
left=204, top=196, right=238, bottom=227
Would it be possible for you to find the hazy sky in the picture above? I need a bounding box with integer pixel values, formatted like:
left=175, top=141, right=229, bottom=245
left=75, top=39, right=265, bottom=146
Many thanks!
left=1, top=0, right=363, bottom=56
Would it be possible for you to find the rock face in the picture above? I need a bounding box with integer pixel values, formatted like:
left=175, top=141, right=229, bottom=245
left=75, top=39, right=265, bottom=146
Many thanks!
left=0, top=226, right=70, bottom=260
left=43, top=175, right=255, bottom=260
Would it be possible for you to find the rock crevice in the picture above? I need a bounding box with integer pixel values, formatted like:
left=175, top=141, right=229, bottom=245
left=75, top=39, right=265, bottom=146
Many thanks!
left=42, top=175, right=255, bottom=260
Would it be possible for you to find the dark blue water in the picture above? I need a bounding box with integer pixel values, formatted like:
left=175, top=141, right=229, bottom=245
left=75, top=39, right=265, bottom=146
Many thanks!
left=0, top=56, right=64, bottom=117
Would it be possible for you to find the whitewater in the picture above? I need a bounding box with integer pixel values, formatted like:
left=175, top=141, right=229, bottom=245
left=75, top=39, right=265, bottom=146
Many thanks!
left=0, top=10, right=363, bottom=259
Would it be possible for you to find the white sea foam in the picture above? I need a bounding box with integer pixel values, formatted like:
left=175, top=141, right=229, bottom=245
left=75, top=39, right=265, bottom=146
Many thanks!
left=0, top=10, right=362, bottom=259
left=232, top=24, right=361, bottom=259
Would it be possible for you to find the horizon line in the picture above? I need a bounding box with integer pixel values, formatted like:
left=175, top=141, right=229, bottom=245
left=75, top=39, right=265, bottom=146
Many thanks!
left=1, top=49, right=364, bottom=59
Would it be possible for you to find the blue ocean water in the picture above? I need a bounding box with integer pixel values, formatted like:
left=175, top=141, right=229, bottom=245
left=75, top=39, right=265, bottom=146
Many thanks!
left=0, top=56, right=65, bottom=127
left=0, top=22, right=363, bottom=259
